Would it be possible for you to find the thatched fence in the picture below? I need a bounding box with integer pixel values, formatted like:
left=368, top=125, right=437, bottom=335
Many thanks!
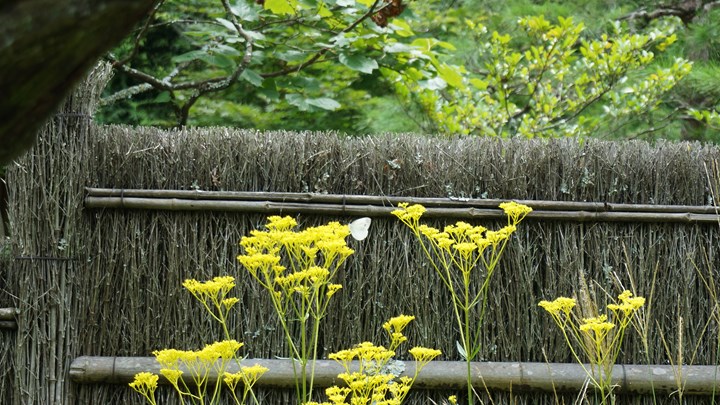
left=1, top=64, right=719, bottom=404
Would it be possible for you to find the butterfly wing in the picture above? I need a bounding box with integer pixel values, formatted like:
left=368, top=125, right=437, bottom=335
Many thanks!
left=349, top=217, right=372, bottom=241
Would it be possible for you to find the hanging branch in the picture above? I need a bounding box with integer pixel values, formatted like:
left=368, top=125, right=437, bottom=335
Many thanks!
left=104, top=0, right=388, bottom=125
left=108, top=0, right=255, bottom=125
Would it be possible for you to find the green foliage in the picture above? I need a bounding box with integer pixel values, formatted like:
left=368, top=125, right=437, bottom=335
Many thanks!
left=99, top=0, right=435, bottom=132
left=384, top=15, right=691, bottom=138
left=98, top=0, right=720, bottom=141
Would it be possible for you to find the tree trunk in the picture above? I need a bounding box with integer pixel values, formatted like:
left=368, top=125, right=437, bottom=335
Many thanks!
left=0, top=0, right=158, bottom=166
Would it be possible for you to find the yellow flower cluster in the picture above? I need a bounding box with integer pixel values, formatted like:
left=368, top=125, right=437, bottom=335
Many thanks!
left=223, top=363, right=270, bottom=402
left=183, top=276, right=236, bottom=298
left=143, top=339, right=253, bottom=404
left=499, top=201, right=533, bottom=224
left=238, top=216, right=358, bottom=402
left=391, top=202, right=426, bottom=227
left=392, top=202, right=531, bottom=279
left=580, top=314, right=615, bottom=336
left=266, top=215, right=298, bottom=231
left=382, top=315, right=415, bottom=349
left=319, top=316, right=440, bottom=405
left=182, top=276, right=239, bottom=330
left=408, top=346, right=442, bottom=366
left=237, top=216, right=353, bottom=302
left=153, top=339, right=243, bottom=387
left=329, top=342, right=396, bottom=366
left=129, top=372, right=158, bottom=405
left=392, top=201, right=530, bottom=403
left=538, top=296, right=576, bottom=315
left=607, top=290, right=645, bottom=316
left=538, top=290, right=645, bottom=401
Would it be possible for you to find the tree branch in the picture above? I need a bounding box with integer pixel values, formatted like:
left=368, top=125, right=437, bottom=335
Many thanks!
left=618, top=0, right=720, bottom=25
left=262, top=0, right=384, bottom=78
left=177, top=0, right=255, bottom=125
left=0, top=0, right=160, bottom=165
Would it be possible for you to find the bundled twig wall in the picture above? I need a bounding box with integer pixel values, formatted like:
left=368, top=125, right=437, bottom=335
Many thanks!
left=2, top=67, right=720, bottom=404
left=1, top=63, right=112, bottom=405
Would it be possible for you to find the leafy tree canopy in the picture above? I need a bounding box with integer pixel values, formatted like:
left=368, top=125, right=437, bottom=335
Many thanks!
left=98, top=0, right=720, bottom=141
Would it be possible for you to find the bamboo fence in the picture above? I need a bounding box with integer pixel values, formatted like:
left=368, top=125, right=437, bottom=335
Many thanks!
left=68, top=356, right=720, bottom=395
left=0, top=65, right=719, bottom=404
left=83, top=187, right=720, bottom=223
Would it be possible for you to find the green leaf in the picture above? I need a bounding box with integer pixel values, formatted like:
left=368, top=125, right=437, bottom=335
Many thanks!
left=389, top=19, right=414, bottom=37
left=152, top=91, right=172, bottom=104
left=265, top=0, right=297, bottom=15
left=419, top=77, right=446, bottom=90
left=286, top=94, right=310, bottom=111
left=199, top=54, right=235, bottom=70
left=241, top=69, right=264, bottom=87
left=172, top=50, right=206, bottom=64
left=338, top=53, right=378, bottom=74
left=384, top=42, right=416, bottom=53
left=456, top=341, right=467, bottom=361
left=230, top=1, right=260, bottom=21
left=214, top=44, right=241, bottom=57
left=306, top=97, right=341, bottom=110
left=216, top=17, right=237, bottom=32
left=278, top=50, right=307, bottom=62
left=436, top=63, right=463, bottom=88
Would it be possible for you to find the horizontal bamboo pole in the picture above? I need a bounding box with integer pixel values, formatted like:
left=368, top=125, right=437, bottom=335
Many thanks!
left=84, top=188, right=720, bottom=214
left=0, top=307, right=19, bottom=321
left=84, top=195, right=720, bottom=224
left=69, top=357, right=720, bottom=395
left=0, top=321, right=17, bottom=330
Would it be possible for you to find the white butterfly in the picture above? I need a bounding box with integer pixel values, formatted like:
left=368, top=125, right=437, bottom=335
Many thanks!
left=348, top=217, right=372, bottom=241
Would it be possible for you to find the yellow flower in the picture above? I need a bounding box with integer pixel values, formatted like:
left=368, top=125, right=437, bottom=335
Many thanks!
left=222, top=297, right=239, bottom=310
left=445, top=222, right=472, bottom=236
left=266, top=215, right=297, bottom=231
left=160, top=368, right=182, bottom=384
left=129, top=372, right=158, bottom=391
left=409, top=346, right=442, bottom=364
left=326, top=283, right=343, bottom=298
left=326, top=386, right=351, bottom=403
left=294, top=285, right=311, bottom=297
left=329, top=349, right=356, bottom=362
left=391, top=203, right=426, bottom=224
left=436, top=237, right=453, bottom=249
left=418, top=225, right=440, bottom=238
left=153, top=348, right=194, bottom=368
left=382, top=314, right=415, bottom=334
left=182, top=276, right=236, bottom=303
left=237, top=253, right=282, bottom=276
left=241, top=364, right=269, bottom=386
left=223, top=371, right=244, bottom=390
left=389, top=332, right=407, bottom=346
left=538, top=296, right=576, bottom=315
left=448, top=395, right=458, bottom=404
left=129, top=372, right=158, bottom=404
left=580, top=315, right=615, bottom=336
left=204, top=339, right=243, bottom=360
left=617, top=290, right=633, bottom=301
left=453, top=242, right=477, bottom=257
left=615, top=290, right=645, bottom=310
left=499, top=201, right=533, bottom=223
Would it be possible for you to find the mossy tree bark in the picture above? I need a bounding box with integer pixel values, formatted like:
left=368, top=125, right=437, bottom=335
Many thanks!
left=0, top=0, right=158, bottom=166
